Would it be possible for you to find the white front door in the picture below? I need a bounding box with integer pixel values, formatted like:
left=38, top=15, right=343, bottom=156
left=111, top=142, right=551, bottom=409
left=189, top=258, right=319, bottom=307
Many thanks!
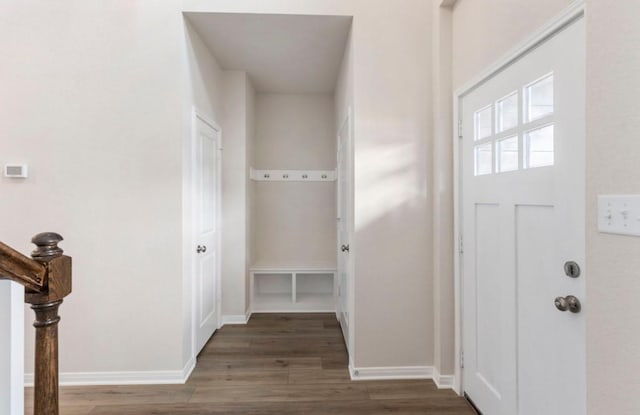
left=193, top=112, right=221, bottom=354
left=337, top=111, right=353, bottom=350
left=461, top=17, right=585, bottom=414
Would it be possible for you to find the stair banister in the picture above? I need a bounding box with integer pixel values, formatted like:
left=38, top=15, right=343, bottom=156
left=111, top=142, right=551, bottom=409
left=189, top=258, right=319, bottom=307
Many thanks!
left=0, top=232, right=72, bottom=415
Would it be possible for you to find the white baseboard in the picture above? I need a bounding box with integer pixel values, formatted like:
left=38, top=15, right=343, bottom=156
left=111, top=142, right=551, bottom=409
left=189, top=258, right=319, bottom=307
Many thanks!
left=182, top=355, right=196, bottom=382
left=349, top=365, right=434, bottom=380
left=349, top=364, right=455, bottom=390
left=25, top=356, right=196, bottom=387
left=221, top=310, right=251, bottom=325
left=433, top=368, right=455, bottom=390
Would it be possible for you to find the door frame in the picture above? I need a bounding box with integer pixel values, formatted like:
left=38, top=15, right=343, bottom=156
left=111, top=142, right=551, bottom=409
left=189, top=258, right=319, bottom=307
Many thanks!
left=336, top=106, right=354, bottom=356
left=190, top=107, right=222, bottom=360
left=452, top=1, right=585, bottom=394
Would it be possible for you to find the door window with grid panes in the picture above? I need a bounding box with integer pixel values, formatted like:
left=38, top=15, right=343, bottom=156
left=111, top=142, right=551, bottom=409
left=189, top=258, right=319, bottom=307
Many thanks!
left=474, top=73, right=555, bottom=176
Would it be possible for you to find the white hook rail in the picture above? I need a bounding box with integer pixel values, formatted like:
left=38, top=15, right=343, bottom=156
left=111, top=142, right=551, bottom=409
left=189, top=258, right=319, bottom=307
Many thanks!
left=250, top=168, right=336, bottom=182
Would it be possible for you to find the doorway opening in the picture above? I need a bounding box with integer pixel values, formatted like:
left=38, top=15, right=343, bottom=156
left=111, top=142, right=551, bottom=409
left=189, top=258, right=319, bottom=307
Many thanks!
left=184, top=12, right=355, bottom=363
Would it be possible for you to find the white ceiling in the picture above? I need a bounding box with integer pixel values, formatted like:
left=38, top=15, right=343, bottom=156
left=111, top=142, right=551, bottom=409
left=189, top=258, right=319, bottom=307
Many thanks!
left=185, top=13, right=353, bottom=94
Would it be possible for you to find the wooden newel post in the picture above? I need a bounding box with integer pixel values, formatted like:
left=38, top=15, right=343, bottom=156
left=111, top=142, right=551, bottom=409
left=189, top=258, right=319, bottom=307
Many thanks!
left=25, top=233, right=72, bottom=415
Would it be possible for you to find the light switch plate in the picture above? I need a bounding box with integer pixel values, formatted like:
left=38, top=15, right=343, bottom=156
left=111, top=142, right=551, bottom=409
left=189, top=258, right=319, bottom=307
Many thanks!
left=597, top=195, right=640, bottom=236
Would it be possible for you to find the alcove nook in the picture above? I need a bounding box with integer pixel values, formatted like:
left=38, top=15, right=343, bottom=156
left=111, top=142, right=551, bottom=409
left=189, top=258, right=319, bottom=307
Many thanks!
left=185, top=11, right=354, bottom=347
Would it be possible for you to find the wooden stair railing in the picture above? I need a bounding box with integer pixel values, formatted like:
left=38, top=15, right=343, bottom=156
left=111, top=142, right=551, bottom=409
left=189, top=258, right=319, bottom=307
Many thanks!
left=0, top=232, right=71, bottom=415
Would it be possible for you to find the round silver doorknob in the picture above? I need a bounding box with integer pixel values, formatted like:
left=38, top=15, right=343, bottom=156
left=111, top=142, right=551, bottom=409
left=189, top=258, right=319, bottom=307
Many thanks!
left=341, top=244, right=350, bottom=252
left=565, top=295, right=581, bottom=313
left=554, top=296, right=568, bottom=311
left=555, top=295, right=581, bottom=313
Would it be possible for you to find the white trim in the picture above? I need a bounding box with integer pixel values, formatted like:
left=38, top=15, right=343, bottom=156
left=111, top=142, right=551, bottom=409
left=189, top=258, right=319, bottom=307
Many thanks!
left=349, top=364, right=454, bottom=390
left=440, top=0, right=457, bottom=8
left=453, top=85, right=462, bottom=395
left=452, top=0, right=585, bottom=396
left=182, top=356, right=197, bottom=382
left=250, top=266, right=337, bottom=273
left=433, top=368, right=455, bottom=390
left=221, top=311, right=251, bottom=326
left=349, top=365, right=433, bottom=381
left=25, top=357, right=196, bottom=387
left=250, top=308, right=334, bottom=313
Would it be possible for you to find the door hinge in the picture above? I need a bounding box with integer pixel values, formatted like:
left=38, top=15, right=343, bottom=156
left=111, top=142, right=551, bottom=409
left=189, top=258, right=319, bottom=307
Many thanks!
left=460, top=351, right=464, bottom=369
left=458, top=234, right=464, bottom=254
left=458, top=119, right=463, bottom=139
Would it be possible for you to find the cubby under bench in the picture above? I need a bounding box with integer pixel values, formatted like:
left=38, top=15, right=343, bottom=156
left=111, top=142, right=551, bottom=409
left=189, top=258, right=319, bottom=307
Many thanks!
left=250, top=266, right=337, bottom=312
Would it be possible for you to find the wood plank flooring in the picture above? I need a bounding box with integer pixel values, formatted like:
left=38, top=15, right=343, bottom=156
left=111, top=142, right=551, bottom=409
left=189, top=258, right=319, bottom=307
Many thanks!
left=25, top=313, right=475, bottom=414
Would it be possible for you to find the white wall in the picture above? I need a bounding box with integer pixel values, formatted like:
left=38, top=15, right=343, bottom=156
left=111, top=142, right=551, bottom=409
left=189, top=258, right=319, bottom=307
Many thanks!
left=183, top=17, right=226, bottom=366
left=183, top=0, right=435, bottom=369
left=431, top=1, right=455, bottom=377
left=245, top=79, right=256, bottom=311
left=186, top=18, right=256, bottom=320
left=349, top=1, right=433, bottom=369
left=220, top=71, right=251, bottom=317
left=585, top=1, right=640, bottom=413
left=451, top=0, right=574, bottom=88
left=1, top=0, right=435, bottom=384
left=3, top=2, right=637, bottom=405
left=1, top=0, right=187, bottom=378
left=334, top=27, right=353, bottom=133
left=252, top=94, right=337, bottom=267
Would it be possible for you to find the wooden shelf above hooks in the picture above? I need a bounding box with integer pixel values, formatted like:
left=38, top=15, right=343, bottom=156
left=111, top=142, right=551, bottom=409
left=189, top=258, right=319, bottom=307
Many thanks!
left=250, top=168, right=336, bottom=182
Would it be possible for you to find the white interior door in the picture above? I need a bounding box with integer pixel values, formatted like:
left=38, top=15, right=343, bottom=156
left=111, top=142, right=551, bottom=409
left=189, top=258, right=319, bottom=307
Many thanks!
left=194, top=112, right=221, bottom=355
left=461, top=17, right=585, bottom=415
left=337, top=111, right=353, bottom=350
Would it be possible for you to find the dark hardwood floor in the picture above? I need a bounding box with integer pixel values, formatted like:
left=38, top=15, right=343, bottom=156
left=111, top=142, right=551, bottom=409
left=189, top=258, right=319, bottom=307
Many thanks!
left=25, top=313, right=475, bottom=414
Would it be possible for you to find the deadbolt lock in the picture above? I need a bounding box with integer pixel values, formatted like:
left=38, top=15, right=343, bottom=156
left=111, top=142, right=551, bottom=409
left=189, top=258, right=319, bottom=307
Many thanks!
left=564, top=261, right=581, bottom=278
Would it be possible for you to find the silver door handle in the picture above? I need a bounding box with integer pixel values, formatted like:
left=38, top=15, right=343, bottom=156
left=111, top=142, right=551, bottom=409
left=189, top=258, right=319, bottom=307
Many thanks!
left=197, top=245, right=207, bottom=254
left=554, top=295, right=581, bottom=313
left=341, top=244, right=350, bottom=252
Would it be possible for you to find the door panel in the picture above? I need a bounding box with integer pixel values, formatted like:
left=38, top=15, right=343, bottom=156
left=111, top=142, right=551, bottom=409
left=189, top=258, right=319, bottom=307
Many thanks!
left=199, top=253, right=216, bottom=323
left=461, top=17, right=585, bottom=415
left=194, top=113, right=220, bottom=355
left=474, top=203, right=503, bottom=401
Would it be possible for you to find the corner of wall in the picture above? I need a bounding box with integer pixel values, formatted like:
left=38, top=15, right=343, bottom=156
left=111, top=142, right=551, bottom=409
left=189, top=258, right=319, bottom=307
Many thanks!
left=431, top=1, right=456, bottom=378
left=245, top=74, right=257, bottom=313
